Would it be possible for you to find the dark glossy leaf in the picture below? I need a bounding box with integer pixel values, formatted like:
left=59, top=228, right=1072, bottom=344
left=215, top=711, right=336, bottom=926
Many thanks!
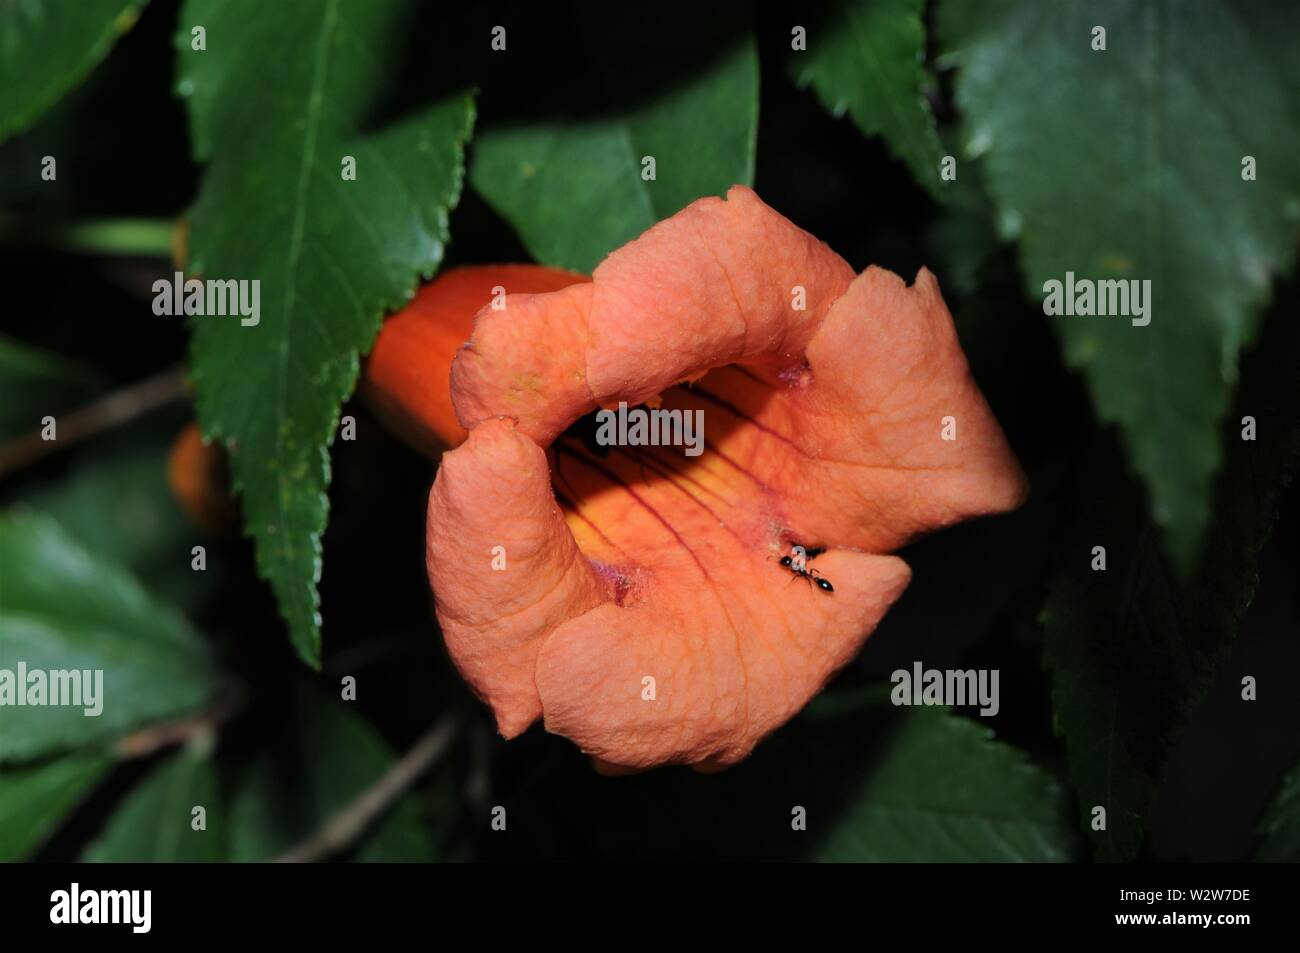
left=0, top=749, right=111, bottom=861
left=0, top=511, right=216, bottom=760
left=1042, top=307, right=1300, bottom=861
left=1256, top=760, right=1300, bottom=862
left=21, top=434, right=215, bottom=611
left=925, top=145, right=1001, bottom=302
left=0, top=0, right=145, bottom=142
left=938, top=0, right=1300, bottom=573
left=470, top=13, right=757, bottom=272
left=82, top=746, right=223, bottom=861
left=815, top=707, right=1076, bottom=862
left=789, top=0, right=944, bottom=198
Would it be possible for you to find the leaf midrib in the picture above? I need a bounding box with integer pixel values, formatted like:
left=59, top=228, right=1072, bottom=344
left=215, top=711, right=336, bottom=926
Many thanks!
left=270, top=0, right=340, bottom=649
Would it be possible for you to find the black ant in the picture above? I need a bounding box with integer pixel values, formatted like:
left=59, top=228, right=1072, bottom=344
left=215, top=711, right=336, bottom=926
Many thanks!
left=777, top=545, right=834, bottom=593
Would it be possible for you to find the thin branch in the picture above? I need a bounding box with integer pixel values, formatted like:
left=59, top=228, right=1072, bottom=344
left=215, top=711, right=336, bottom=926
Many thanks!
left=0, top=365, right=187, bottom=478
left=114, top=685, right=246, bottom=760
left=276, top=715, right=461, bottom=863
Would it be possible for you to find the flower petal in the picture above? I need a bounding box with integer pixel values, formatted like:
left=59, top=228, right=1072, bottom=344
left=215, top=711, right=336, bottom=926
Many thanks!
left=426, top=417, right=605, bottom=737
left=451, top=185, right=856, bottom=445
left=365, top=264, right=586, bottom=452
left=678, top=266, right=1029, bottom=552
left=452, top=283, right=597, bottom=445
left=534, top=547, right=911, bottom=769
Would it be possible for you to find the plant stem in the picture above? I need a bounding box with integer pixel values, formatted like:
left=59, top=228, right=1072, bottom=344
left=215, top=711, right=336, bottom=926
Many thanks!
left=57, top=218, right=176, bottom=258
left=275, top=716, right=461, bottom=863
left=0, top=365, right=188, bottom=478
left=0, top=215, right=175, bottom=259
left=115, top=685, right=247, bottom=760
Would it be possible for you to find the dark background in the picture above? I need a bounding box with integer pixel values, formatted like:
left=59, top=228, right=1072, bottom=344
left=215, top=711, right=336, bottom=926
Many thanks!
left=1, top=0, right=1296, bottom=861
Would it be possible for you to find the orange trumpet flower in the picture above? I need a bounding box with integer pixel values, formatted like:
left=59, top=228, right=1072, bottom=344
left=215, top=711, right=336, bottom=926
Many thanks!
left=364, top=186, right=1026, bottom=772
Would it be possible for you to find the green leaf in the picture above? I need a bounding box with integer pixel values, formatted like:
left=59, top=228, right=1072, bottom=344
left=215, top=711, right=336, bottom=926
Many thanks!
left=0, top=511, right=216, bottom=761
left=789, top=0, right=944, bottom=199
left=177, top=0, right=475, bottom=665
left=925, top=144, right=1002, bottom=302
left=20, top=434, right=215, bottom=611
left=1257, top=760, right=1300, bottom=862
left=0, top=0, right=145, bottom=143
left=0, top=749, right=111, bottom=861
left=83, top=746, right=223, bottom=861
left=1042, top=305, right=1300, bottom=862
left=938, top=0, right=1300, bottom=574
left=815, top=708, right=1076, bottom=862
left=228, top=688, right=435, bottom=862
left=470, top=15, right=757, bottom=272
left=0, top=332, right=100, bottom=441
